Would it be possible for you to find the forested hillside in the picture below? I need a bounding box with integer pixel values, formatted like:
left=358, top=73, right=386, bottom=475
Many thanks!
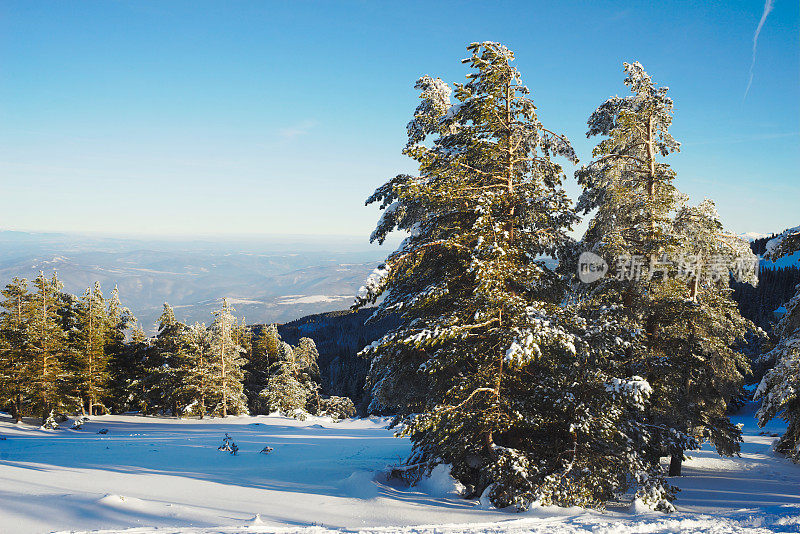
left=732, top=266, right=800, bottom=330
left=274, top=308, right=399, bottom=412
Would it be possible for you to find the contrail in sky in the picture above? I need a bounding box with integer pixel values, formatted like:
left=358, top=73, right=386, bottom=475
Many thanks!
left=744, top=0, right=775, bottom=100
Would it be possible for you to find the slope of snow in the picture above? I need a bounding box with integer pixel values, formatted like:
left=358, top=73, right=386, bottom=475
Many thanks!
left=0, top=405, right=798, bottom=534
left=761, top=250, right=800, bottom=269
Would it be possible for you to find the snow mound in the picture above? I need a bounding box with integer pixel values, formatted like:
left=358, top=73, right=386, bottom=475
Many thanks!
left=97, top=494, right=144, bottom=508
left=628, top=498, right=659, bottom=515
left=415, top=464, right=465, bottom=498
left=340, top=470, right=380, bottom=499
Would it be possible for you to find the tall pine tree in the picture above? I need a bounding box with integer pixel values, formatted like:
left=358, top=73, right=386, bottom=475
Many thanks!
left=0, top=278, right=30, bottom=421
left=75, top=282, right=110, bottom=415
left=244, top=324, right=281, bottom=414
left=181, top=322, right=213, bottom=418
left=574, top=62, right=759, bottom=476
left=358, top=43, right=672, bottom=510
left=209, top=299, right=247, bottom=416
left=27, top=272, right=70, bottom=420
left=145, top=303, right=188, bottom=415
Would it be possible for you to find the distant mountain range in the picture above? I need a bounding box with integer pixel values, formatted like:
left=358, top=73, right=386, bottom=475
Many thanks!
left=3, top=228, right=794, bottom=335
left=0, top=231, right=393, bottom=332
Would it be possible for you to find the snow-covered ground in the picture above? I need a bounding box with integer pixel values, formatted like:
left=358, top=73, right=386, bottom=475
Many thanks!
left=761, top=250, right=800, bottom=270
left=0, top=404, right=797, bottom=534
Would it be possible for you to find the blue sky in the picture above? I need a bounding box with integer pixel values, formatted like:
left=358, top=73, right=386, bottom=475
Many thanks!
left=1, top=0, right=797, bottom=239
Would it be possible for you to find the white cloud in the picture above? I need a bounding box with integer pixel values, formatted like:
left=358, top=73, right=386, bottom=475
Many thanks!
left=278, top=119, right=317, bottom=139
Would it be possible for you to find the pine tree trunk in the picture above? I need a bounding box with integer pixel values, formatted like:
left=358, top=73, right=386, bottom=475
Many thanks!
left=221, top=319, right=227, bottom=417
left=88, top=298, right=93, bottom=418
left=14, top=296, right=23, bottom=424
left=11, top=396, right=21, bottom=423
left=41, top=294, right=47, bottom=415
left=669, top=453, right=682, bottom=476
left=689, top=273, right=700, bottom=300
left=646, top=115, right=656, bottom=210
left=483, top=431, right=494, bottom=454
left=200, top=350, right=205, bottom=419
left=505, top=80, right=515, bottom=242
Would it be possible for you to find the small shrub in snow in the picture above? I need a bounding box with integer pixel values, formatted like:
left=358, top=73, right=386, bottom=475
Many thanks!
left=319, top=396, right=356, bottom=421
left=40, top=410, right=59, bottom=430
left=97, top=428, right=108, bottom=434
left=218, top=433, right=238, bottom=455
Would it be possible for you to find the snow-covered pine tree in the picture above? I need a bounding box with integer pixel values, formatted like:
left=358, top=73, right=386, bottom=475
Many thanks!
left=574, top=62, right=759, bottom=476
left=357, top=43, right=673, bottom=510
left=75, top=282, right=110, bottom=416
left=293, top=337, right=322, bottom=407
left=260, top=341, right=308, bottom=416
left=318, top=395, right=356, bottom=420
left=0, top=278, right=31, bottom=422
left=235, top=317, right=251, bottom=361
left=104, top=286, right=137, bottom=413
left=145, top=303, right=189, bottom=415
left=27, top=272, right=70, bottom=421
left=244, top=324, right=280, bottom=414
left=209, top=299, right=248, bottom=416
left=181, top=322, right=213, bottom=418
left=108, top=322, right=149, bottom=414
left=105, top=286, right=129, bottom=345
left=663, top=200, right=761, bottom=465
left=755, top=225, right=800, bottom=462
left=40, top=409, right=59, bottom=430
left=262, top=324, right=281, bottom=361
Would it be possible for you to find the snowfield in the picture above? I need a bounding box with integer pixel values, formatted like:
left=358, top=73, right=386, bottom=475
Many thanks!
left=0, top=404, right=798, bottom=534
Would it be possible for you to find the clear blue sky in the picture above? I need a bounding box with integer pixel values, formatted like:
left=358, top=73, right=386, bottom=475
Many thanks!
left=1, top=0, right=797, bottom=239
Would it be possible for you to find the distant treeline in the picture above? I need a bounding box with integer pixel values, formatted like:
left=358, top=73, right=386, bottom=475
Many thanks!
left=0, top=272, right=354, bottom=422
left=2, top=261, right=796, bottom=422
